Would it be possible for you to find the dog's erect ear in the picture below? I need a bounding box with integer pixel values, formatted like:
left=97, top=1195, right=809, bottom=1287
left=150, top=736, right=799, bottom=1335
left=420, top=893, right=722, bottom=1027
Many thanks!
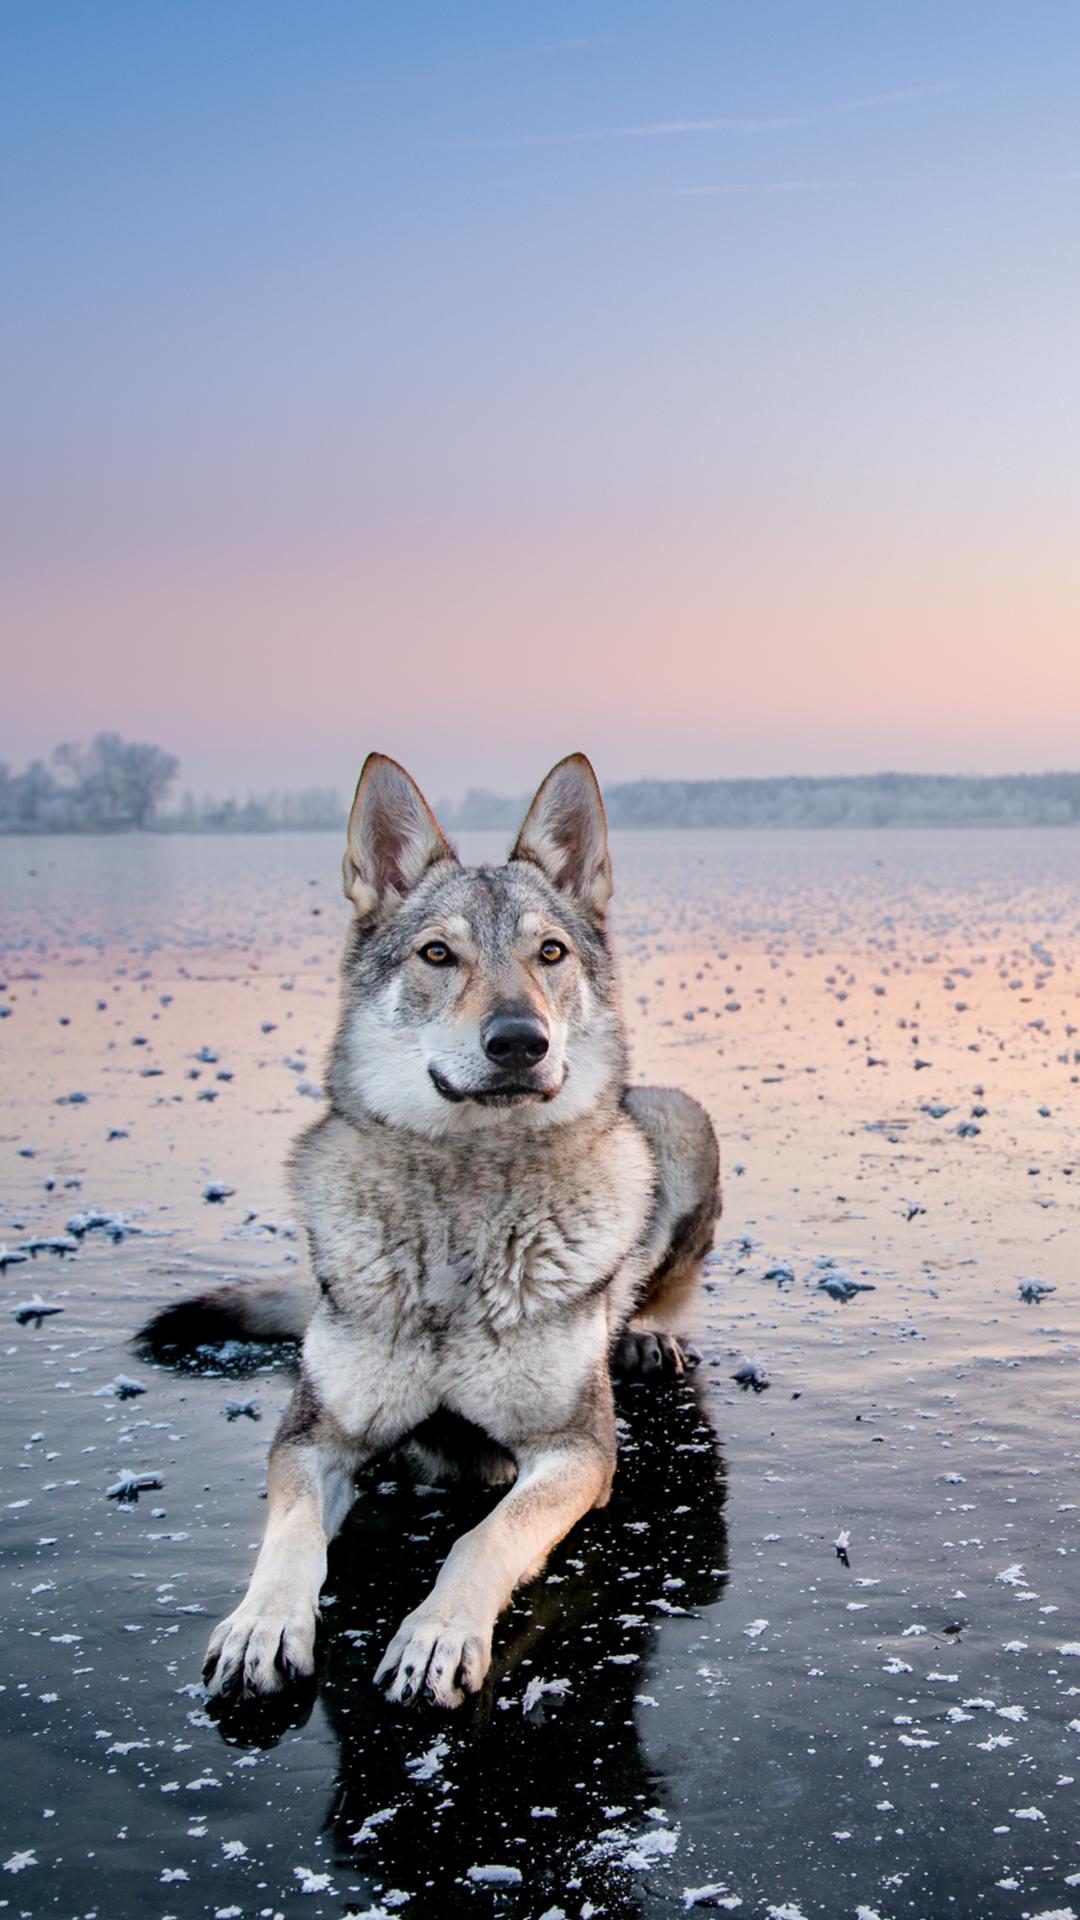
left=343, top=754, right=457, bottom=918
left=510, top=753, right=612, bottom=915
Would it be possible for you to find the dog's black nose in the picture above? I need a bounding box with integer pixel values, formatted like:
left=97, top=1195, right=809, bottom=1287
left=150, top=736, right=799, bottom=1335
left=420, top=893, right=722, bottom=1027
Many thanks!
left=482, top=1013, right=549, bottom=1070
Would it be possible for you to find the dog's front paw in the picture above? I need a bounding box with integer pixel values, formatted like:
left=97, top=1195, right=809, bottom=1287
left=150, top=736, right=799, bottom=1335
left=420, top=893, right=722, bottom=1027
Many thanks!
left=374, top=1604, right=492, bottom=1709
left=203, top=1590, right=318, bottom=1698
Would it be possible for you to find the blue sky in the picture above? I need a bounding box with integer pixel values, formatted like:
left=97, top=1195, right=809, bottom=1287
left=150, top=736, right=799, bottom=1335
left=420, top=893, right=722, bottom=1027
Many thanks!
left=3, top=3, right=1079, bottom=796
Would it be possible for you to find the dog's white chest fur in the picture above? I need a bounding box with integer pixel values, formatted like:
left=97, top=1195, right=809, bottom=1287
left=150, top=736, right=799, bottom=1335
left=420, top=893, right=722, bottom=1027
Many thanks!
left=290, top=1108, right=653, bottom=1337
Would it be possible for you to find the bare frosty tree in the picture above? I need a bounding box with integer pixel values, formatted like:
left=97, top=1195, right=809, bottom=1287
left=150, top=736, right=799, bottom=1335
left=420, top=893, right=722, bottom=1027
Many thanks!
left=0, top=739, right=346, bottom=832
left=52, top=733, right=179, bottom=828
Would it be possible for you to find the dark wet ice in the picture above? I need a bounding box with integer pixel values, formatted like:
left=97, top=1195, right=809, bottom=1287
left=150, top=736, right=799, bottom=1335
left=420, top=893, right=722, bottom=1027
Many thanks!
left=2, top=827, right=1078, bottom=1918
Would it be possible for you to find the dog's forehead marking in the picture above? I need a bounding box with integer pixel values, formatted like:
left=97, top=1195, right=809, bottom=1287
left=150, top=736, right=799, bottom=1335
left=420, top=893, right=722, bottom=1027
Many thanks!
left=429, top=865, right=546, bottom=937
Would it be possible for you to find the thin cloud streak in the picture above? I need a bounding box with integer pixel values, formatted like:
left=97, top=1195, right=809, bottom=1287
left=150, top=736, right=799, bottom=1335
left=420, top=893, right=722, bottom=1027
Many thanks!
left=456, top=115, right=803, bottom=148
left=674, top=179, right=824, bottom=197
left=455, top=83, right=952, bottom=150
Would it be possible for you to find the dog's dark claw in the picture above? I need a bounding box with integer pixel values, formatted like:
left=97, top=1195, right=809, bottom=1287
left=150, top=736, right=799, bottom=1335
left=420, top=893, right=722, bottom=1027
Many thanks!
left=275, top=1631, right=304, bottom=1686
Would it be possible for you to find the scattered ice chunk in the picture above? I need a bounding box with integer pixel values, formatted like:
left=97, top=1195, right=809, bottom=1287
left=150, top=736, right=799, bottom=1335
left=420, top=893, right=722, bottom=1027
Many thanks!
left=350, top=1805, right=399, bottom=1846
left=816, top=1273, right=875, bottom=1302
left=107, top=1472, right=163, bottom=1502
left=3, top=1852, right=37, bottom=1874
left=596, top=1824, right=680, bottom=1871
left=11, top=1298, right=64, bottom=1326
left=95, top=1375, right=146, bottom=1401
left=522, top=1675, right=571, bottom=1714
left=732, top=1357, right=769, bottom=1392
left=1019, top=1278, right=1055, bottom=1303
left=294, top=1866, right=335, bottom=1893
left=405, top=1737, right=449, bottom=1781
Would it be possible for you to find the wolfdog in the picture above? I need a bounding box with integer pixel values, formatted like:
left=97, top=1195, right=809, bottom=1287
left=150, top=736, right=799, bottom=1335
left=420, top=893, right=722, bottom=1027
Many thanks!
left=141, top=752, right=720, bottom=1707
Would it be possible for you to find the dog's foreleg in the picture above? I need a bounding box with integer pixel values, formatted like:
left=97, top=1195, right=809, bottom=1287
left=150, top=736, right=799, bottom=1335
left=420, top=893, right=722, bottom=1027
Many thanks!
left=375, top=1417, right=615, bottom=1708
left=204, top=1388, right=359, bottom=1698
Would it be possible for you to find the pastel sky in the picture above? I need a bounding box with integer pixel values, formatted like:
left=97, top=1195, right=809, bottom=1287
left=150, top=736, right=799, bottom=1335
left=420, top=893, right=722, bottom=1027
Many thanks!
left=3, top=1, right=1079, bottom=799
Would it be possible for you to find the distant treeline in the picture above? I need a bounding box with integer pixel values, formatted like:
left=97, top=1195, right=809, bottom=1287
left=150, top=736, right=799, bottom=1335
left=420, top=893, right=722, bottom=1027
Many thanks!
left=166, top=786, right=345, bottom=832
left=3, top=738, right=1080, bottom=832
left=445, top=771, right=1080, bottom=830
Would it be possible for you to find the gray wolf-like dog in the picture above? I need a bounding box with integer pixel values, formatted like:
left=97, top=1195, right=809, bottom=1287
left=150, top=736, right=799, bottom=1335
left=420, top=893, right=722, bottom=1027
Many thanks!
left=141, top=752, right=720, bottom=1708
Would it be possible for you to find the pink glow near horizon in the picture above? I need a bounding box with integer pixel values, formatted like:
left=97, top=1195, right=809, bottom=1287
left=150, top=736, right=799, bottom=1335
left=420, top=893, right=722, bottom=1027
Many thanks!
left=8, top=508, right=1079, bottom=797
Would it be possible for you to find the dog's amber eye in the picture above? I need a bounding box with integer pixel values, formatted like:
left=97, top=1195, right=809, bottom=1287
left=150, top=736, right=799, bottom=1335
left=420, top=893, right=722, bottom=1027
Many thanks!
left=539, top=940, right=567, bottom=965
left=419, top=941, right=454, bottom=966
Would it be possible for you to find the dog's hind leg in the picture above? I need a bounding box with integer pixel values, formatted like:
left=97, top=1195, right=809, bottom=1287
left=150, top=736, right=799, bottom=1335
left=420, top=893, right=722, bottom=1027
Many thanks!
left=612, top=1245, right=709, bottom=1379
left=203, top=1376, right=360, bottom=1698
left=614, top=1085, right=721, bottom=1381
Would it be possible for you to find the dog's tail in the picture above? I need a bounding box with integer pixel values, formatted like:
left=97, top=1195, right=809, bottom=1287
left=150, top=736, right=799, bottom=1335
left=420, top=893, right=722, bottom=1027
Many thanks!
left=135, top=1274, right=319, bottom=1353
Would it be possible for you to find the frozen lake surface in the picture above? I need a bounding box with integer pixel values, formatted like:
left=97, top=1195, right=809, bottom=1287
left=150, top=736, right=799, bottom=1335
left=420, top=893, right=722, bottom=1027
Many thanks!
left=1, top=827, right=1079, bottom=1918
